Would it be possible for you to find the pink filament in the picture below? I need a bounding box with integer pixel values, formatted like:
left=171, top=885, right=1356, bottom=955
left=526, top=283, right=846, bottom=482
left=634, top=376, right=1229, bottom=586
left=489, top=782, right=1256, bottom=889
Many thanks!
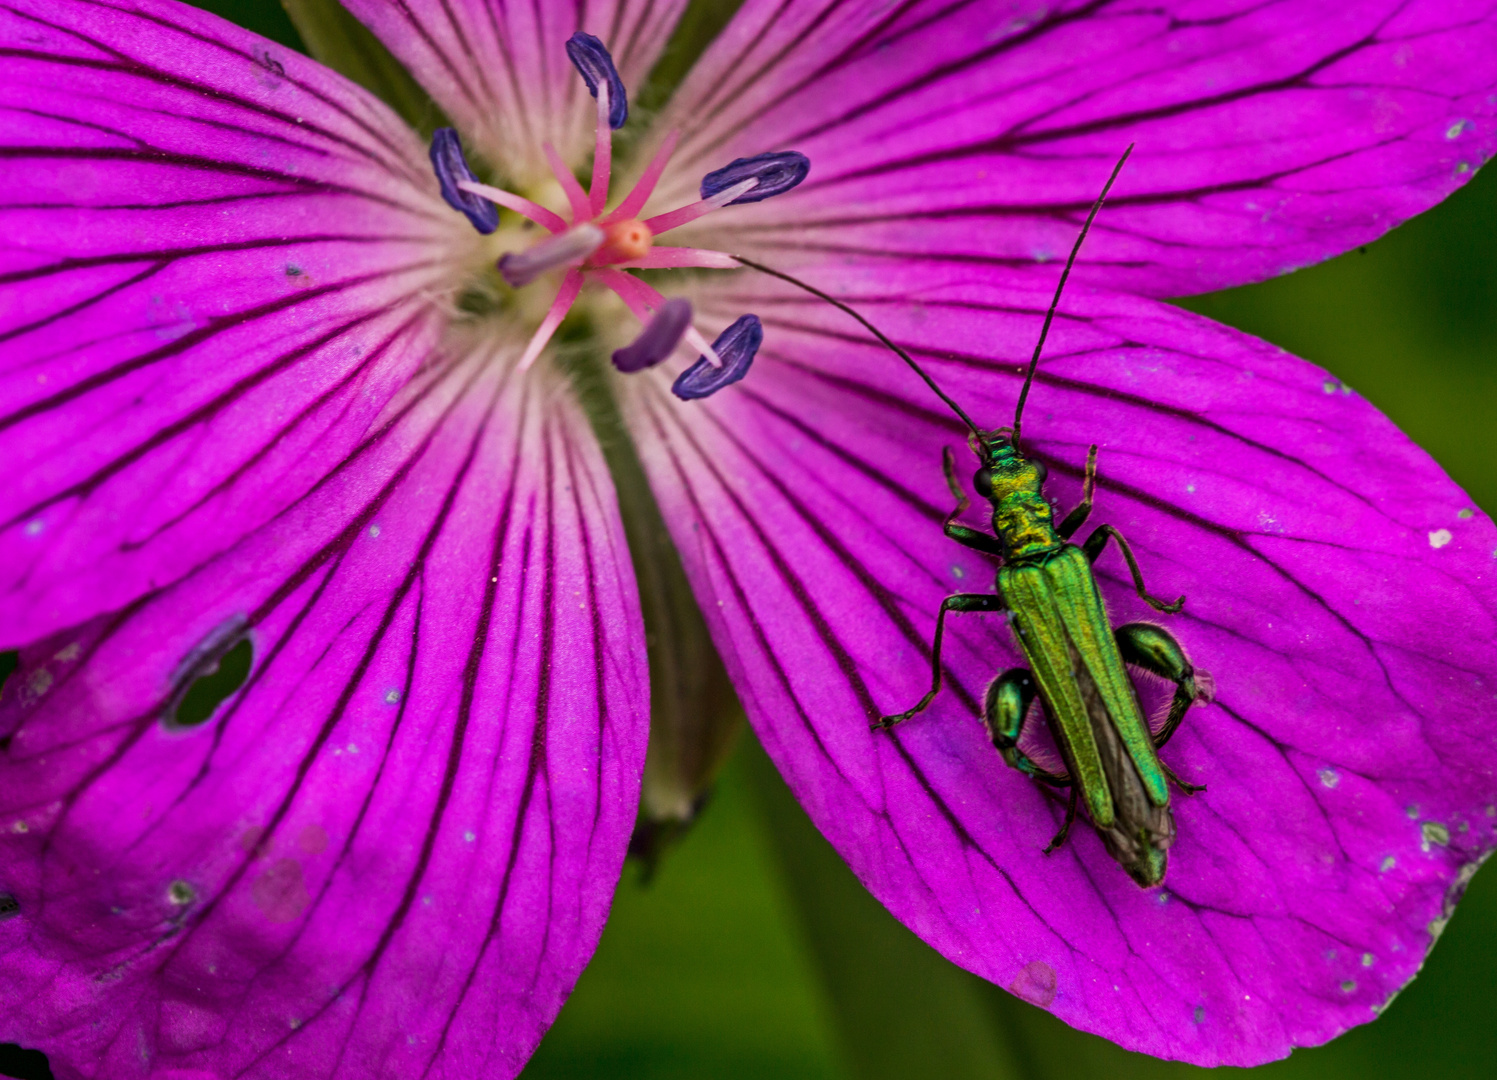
left=544, top=142, right=592, bottom=224
left=588, top=84, right=612, bottom=217
left=618, top=247, right=739, bottom=270
left=518, top=269, right=584, bottom=371
left=456, top=181, right=567, bottom=234
left=589, top=267, right=662, bottom=320
left=603, top=129, right=681, bottom=225
left=643, top=178, right=756, bottom=235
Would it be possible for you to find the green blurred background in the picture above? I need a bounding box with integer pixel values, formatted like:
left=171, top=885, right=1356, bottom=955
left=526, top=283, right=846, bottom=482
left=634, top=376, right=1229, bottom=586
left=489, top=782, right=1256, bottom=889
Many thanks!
left=92, top=3, right=1497, bottom=1077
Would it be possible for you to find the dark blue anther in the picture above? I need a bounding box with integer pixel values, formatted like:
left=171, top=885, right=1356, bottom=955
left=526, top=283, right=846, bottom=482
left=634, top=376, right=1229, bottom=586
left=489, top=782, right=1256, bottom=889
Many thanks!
left=614, top=298, right=693, bottom=373
left=565, top=32, right=628, bottom=130
left=429, top=127, right=498, bottom=234
left=672, top=315, right=762, bottom=401
left=700, top=151, right=810, bottom=205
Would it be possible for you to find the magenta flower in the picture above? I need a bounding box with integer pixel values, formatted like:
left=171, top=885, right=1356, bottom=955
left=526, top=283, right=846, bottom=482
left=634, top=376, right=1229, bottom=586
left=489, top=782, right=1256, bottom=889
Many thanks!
left=3, top=0, right=1496, bottom=1075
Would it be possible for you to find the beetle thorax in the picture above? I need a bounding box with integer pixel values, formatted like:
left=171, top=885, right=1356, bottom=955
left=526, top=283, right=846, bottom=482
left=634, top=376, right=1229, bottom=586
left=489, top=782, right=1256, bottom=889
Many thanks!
left=992, top=492, right=1060, bottom=560
left=976, top=444, right=1061, bottom=561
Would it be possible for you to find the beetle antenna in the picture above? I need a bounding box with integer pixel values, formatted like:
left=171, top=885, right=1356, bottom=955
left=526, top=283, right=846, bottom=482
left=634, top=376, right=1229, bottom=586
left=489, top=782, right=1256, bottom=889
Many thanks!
left=1010, top=143, right=1133, bottom=451
left=730, top=254, right=985, bottom=441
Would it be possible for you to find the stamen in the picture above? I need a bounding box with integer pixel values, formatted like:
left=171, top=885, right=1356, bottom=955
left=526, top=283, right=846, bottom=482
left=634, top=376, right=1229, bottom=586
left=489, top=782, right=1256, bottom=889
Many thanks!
left=566, top=32, right=628, bottom=130
left=544, top=141, right=593, bottom=223
left=594, top=219, right=653, bottom=264
left=672, top=316, right=763, bottom=400
left=613, top=298, right=693, bottom=373
left=603, top=129, right=680, bottom=224
left=499, top=225, right=604, bottom=287
left=700, top=151, right=810, bottom=206
left=429, top=127, right=498, bottom=234
left=455, top=180, right=567, bottom=234
left=518, top=269, right=584, bottom=371
left=643, top=178, right=757, bottom=235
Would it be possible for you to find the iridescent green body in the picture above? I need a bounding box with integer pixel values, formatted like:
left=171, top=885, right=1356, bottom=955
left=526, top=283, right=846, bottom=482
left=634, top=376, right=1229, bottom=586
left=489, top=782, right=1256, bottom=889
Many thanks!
left=876, top=438, right=1211, bottom=887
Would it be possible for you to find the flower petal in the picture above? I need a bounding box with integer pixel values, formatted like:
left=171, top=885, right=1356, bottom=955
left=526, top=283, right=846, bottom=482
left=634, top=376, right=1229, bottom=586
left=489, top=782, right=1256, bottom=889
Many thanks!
left=0, top=347, right=648, bottom=1080
left=341, top=0, right=690, bottom=178
left=656, top=0, right=1497, bottom=297
left=0, top=0, right=470, bottom=645
left=622, top=277, right=1497, bottom=1065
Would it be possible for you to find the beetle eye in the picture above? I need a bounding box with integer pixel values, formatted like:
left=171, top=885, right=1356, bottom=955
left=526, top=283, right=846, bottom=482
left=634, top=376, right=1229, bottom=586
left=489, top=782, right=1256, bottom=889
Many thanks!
left=1031, top=459, right=1048, bottom=483
left=973, top=467, right=995, bottom=495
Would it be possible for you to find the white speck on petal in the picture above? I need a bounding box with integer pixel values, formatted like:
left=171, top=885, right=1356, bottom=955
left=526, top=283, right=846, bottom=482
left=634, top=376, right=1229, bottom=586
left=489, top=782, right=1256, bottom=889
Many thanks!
left=369, top=524, right=381, bottom=538
left=23, top=669, right=52, bottom=700
left=1429, top=529, right=1452, bottom=549
left=1317, top=767, right=1340, bottom=788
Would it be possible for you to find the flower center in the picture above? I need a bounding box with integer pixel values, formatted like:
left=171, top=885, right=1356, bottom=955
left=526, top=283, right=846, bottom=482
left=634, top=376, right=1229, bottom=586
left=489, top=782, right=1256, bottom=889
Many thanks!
left=428, top=32, right=809, bottom=400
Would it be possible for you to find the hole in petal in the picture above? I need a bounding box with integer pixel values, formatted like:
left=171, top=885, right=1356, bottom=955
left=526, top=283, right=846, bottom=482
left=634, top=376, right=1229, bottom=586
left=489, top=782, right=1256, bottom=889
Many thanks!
left=164, top=618, right=253, bottom=730
left=0, top=1043, right=52, bottom=1080
left=0, top=893, right=18, bottom=920
left=0, top=650, right=16, bottom=698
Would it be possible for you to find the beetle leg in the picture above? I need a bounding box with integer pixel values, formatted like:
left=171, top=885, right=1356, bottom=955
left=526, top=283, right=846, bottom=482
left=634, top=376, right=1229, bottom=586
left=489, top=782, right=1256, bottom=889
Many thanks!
left=1081, top=524, right=1185, bottom=613
left=946, top=522, right=1005, bottom=557
left=873, top=593, right=1006, bottom=729
left=941, top=445, right=968, bottom=512
left=984, top=668, right=1071, bottom=787
left=1161, top=760, right=1207, bottom=795
left=1116, top=622, right=1212, bottom=792
left=1044, top=787, right=1080, bottom=853
left=1114, top=622, right=1214, bottom=749
left=1056, top=444, right=1098, bottom=539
